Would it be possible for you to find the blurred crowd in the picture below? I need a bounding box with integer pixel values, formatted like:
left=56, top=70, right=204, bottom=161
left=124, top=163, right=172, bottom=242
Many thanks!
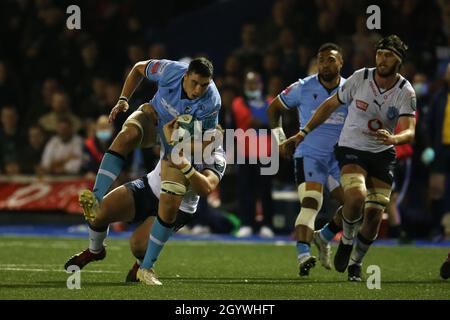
left=1, top=0, right=450, bottom=238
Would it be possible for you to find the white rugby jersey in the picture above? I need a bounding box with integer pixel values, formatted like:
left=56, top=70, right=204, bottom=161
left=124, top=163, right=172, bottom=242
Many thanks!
left=337, top=68, right=416, bottom=152
left=146, top=147, right=226, bottom=214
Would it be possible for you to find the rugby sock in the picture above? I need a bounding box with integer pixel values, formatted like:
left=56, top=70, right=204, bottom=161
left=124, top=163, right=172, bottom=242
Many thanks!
left=319, top=219, right=342, bottom=243
left=141, top=216, right=174, bottom=269
left=341, top=215, right=361, bottom=245
left=88, top=224, right=109, bottom=253
left=93, top=150, right=125, bottom=202
left=349, top=233, right=374, bottom=266
left=296, top=241, right=311, bottom=260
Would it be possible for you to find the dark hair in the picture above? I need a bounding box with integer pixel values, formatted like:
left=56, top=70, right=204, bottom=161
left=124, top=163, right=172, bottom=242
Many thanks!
left=187, top=57, right=213, bottom=77
left=376, top=35, right=408, bottom=60
left=318, top=43, right=342, bottom=55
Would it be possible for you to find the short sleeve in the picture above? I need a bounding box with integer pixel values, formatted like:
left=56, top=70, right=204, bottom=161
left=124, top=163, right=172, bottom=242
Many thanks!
left=145, top=59, right=182, bottom=83
left=277, top=80, right=303, bottom=109
left=399, top=85, right=417, bottom=117
left=201, top=88, right=221, bottom=130
left=337, top=68, right=365, bottom=105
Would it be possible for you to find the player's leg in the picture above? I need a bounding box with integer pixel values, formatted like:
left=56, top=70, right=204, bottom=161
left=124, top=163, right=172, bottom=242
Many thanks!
left=348, top=176, right=391, bottom=281
left=80, top=105, right=157, bottom=219
left=138, top=160, right=187, bottom=284
left=314, top=173, right=343, bottom=269
left=126, top=216, right=155, bottom=282
left=127, top=210, right=195, bottom=282
left=293, top=157, right=328, bottom=276
left=315, top=159, right=344, bottom=266
left=333, top=163, right=367, bottom=272
left=65, top=185, right=136, bottom=270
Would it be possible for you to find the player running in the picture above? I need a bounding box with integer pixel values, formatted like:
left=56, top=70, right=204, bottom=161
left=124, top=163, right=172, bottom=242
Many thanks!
left=268, top=43, right=346, bottom=276
left=78, top=57, right=221, bottom=282
left=284, top=35, right=416, bottom=281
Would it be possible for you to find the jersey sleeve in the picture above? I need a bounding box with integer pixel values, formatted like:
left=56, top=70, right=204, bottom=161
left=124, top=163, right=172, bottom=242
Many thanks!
left=398, top=85, right=417, bottom=117
left=337, top=68, right=365, bottom=105
left=200, top=88, right=221, bottom=131
left=277, top=80, right=303, bottom=109
left=145, top=59, right=184, bottom=84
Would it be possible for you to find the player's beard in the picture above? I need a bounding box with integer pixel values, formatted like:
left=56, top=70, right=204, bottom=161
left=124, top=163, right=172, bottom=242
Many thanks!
left=319, top=70, right=338, bottom=82
left=376, top=62, right=398, bottom=78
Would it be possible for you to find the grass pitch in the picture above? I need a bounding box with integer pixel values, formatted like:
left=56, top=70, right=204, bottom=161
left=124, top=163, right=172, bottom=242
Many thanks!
left=0, top=236, right=448, bottom=300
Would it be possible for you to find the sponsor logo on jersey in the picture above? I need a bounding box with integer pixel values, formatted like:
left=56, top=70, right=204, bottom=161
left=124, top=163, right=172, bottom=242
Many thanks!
left=345, top=154, right=359, bottom=160
left=356, top=100, right=369, bottom=111
left=373, top=99, right=384, bottom=109
left=160, top=97, right=179, bottom=117
left=368, top=119, right=383, bottom=131
left=150, top=61, right=160, bottom=74
left=282, top=82, right=298, bottom=95
left=410, top=96, right=417, bottom=111
left=386, top=106, right=399, bottom=120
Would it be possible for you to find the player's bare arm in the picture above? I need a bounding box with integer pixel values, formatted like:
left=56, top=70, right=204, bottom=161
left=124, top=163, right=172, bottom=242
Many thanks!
left=285, top=93, right=341, bottom=147
left=376, top=116, right=416, bottom=145
left=168, top=154, right=219, bottom=197
left=267, top=97, right=293, bottom=158
left=109, top=60, right=151, bottom=122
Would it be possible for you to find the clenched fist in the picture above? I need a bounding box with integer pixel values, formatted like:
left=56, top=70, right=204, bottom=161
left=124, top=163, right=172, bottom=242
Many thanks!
left=109, top=99, right=129, bottom=123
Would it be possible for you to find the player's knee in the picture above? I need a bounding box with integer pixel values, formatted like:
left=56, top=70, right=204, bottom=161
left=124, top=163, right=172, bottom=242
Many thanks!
left=365, top=188, right=391, bottom=212
left=295, top=207, right=319, bottom=230
left=297, top=183, right=323, bottom=208
left=121, top=119, right=143, bottom=146
left=341, top=173, right=365, bottom=193
left=345, top=188, right=366, bottom=211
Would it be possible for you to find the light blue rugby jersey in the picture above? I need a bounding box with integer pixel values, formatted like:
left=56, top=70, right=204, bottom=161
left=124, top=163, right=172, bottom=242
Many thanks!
left=145, top=59, right=221, bottom=132
left=278, top=74, right=348, bottom=157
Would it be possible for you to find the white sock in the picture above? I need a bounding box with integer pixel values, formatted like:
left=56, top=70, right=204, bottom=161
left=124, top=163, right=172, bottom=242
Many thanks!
left=341, top=217, right=360, bottom=245
left=88, top=225, right=109, bottom=253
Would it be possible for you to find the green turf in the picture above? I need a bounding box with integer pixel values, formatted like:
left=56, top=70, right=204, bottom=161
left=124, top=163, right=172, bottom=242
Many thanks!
left=0, top=236, right=448, bottom=300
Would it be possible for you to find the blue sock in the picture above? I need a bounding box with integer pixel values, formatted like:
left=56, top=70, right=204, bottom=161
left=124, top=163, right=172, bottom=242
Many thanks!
left=93, top=151, right=125, bottom=202
left=296, top=241, right=310, bottom=260
left=141, top=217, right=174, bottom=269
left=320, top=223, right=336, bottom=242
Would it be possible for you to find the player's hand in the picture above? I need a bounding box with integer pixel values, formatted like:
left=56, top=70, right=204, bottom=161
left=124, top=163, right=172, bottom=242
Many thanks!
left=163, top=118, right=179, bottom=145
left=375, top=129, right=397, bottom=145
left=279, top=140, right=294, bottom=159
left=109, top=99, right=129, bottom=123
left=279, top=133, right=303, bottom=159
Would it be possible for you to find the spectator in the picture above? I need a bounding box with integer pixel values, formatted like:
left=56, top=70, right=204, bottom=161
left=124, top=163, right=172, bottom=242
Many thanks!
left=0, top=105, right=24, bottom=174
left=81, top=115, right=114, bottom=177
left=40, top=117, right=83, bottom=175
left=232, top=71, right=274, bottom=238
left=39, top=90, right=81, bottom=134
left=20, top=124, right=47, bottom=175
